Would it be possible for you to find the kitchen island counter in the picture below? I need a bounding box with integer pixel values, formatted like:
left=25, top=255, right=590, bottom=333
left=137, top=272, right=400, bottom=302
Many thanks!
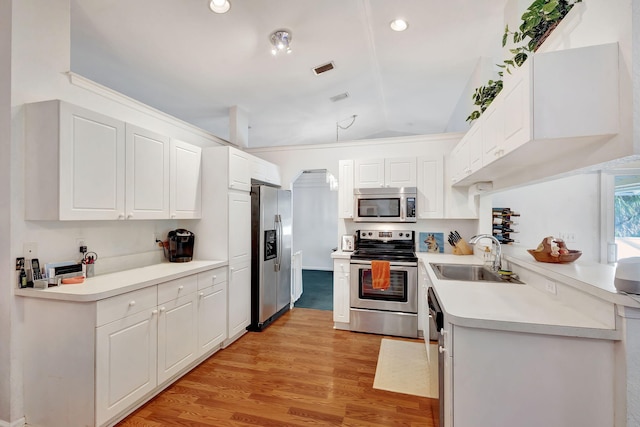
left=418, top=253, right=620, bottom=340
left=14, top=259, right=227, bottom=302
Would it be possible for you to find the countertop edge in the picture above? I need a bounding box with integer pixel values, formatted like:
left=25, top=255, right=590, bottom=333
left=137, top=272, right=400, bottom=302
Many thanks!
left=14, top=260, right=228, bottom=302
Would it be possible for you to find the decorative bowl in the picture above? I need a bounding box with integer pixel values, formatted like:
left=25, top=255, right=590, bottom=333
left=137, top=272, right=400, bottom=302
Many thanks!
left=527, top=249, right=582, bottom=264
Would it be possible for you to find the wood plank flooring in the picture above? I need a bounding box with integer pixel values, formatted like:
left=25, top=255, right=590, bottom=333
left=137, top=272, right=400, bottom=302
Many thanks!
left=117, top=308, right=439, bottom=426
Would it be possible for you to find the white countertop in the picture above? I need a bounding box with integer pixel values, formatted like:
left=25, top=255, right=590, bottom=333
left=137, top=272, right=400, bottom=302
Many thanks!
left=14, top=259, right=227, bottom=302
left=418, top=253, right=620, bottom=340
left=500, top=245, right=640, bottom=308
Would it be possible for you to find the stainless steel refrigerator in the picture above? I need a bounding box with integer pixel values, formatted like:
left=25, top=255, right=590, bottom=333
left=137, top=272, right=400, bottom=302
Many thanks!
left=249, top=184, right=292, bottom=331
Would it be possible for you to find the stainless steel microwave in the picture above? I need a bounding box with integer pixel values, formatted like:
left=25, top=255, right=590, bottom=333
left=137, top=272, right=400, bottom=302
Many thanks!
left=353, top=187, right=417, bottom=222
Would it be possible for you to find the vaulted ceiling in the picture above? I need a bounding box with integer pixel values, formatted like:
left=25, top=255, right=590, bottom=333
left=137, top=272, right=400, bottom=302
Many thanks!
left=70, top=0, right=507, bottom=148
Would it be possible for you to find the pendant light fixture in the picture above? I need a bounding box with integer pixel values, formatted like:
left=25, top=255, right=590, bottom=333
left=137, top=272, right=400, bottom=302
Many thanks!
left=209, top=0, right=230, bottom=14
left=270, top=30, right=292, bottom=55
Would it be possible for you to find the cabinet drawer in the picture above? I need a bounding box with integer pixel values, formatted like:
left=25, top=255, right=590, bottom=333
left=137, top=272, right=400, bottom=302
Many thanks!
left=97, top=286, right=157, bottom=326
left=197, top=267, right=228, bottom=290
left=158, top=275, right=197, bottom=304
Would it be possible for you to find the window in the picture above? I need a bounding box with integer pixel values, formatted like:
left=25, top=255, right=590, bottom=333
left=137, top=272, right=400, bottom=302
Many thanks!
left=614, top=175, right=640, bottom=259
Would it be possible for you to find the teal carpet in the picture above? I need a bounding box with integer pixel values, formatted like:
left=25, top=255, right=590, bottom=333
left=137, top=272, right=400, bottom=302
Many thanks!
left=295, top=269, right=334, bottom=311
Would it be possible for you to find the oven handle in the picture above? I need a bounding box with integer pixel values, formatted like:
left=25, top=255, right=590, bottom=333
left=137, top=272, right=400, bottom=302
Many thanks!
left=350, top=260, right=418, bottom=267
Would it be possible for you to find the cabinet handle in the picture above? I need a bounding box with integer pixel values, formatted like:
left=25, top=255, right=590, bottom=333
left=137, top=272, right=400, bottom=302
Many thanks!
left=152, top=309, right=158, bottom=315
left=118, top=213, right=125, bottom=220
left=439, top=346, right=448, bottom=355
left=199, top=292, right=204, bottom=297
left=127, top=213, right=133, bottom=219
left=129, top=300, right=136, bottom=307
left=170, top=214, right=176, bottom=219
left=440, top=328, right=449, bottom=336
left=178, top=285, right=184, bottom=291
left=159, top=306, right=166, bottom=312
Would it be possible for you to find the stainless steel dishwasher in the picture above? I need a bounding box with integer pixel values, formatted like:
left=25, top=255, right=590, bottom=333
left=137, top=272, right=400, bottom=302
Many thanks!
left=427, top=287, right=444, bottom=427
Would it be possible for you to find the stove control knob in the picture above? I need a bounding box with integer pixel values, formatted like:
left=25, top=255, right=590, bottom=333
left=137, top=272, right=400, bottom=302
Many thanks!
left=399, top=232, right=404, bottom=237
left=368, top=232, right=373, bottom=236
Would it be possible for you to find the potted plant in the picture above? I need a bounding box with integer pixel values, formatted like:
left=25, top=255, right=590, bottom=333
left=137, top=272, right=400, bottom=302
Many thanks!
left=466, top=79, right=504, bottom=122
left=501, top=0, right=582, bottom=72
left=467, top=0, right=582, bottom=122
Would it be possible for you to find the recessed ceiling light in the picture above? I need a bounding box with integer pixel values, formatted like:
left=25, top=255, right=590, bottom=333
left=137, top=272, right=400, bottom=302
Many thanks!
left=209, top=0, right=230, bottom=14
left=390, top=19, right=408, bottom=32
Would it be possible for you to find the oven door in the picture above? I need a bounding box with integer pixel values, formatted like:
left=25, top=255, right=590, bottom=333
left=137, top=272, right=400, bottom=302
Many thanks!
left=350, top=260, right=418, bottom=313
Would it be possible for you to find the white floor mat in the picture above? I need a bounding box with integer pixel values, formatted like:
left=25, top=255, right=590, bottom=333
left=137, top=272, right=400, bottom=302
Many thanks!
left=373, top=338, right=439, bottom=398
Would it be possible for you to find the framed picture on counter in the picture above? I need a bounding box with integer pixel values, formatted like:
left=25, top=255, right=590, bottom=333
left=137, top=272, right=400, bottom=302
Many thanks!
left=419, top=232, right=444, bottom=253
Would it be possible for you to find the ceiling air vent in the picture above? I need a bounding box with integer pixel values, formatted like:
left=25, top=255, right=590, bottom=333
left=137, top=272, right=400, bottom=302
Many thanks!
left=330, top=92, right=349, bottom=103
left=313, top=62, right=335, bottom=75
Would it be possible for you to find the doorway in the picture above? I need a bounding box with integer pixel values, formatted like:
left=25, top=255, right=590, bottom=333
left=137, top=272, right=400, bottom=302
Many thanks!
left=292, top=169, right=338, bottom=310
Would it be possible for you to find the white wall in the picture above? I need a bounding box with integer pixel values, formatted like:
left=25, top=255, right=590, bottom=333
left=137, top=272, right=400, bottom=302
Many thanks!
left=1, top=0, right=15, bottom=424
left=489, top=173, right=601, bottom=262
left=292, top=172, right=338, bottom=271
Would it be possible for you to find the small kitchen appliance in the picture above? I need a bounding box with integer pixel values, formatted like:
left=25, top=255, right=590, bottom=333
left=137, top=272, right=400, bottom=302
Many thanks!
left=167, top=229, right=195, bottom=263
left=353, top=187, right=417, bottom=223
left=615, top=257, right=640, bottom=294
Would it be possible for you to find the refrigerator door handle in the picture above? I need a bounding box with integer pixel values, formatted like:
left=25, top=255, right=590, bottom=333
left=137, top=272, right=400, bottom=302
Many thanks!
left=275, top=214, right=282, bottom=272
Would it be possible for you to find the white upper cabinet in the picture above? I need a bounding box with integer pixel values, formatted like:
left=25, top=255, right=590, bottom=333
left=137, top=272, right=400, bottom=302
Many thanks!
left=250, top=156, right=281, bottom=186
left=416, top=155, right=444, bottom=219
left=26, top=100, right=126, bottom=220
left=355, top=157, right=416, bottom=188
left=170, top=140, right=202, bottom=219
left=452, top=43, right=619, bottom=186
left=125, top=124, right=170, bottom=220
left=25, top=100, right=203, bottom=220
left=338, top=159, right=354, bottom=219
left=228, top=147, right=251, bottom=192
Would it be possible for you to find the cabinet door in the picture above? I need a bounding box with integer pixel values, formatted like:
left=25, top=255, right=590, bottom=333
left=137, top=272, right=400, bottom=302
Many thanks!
left=96, top=309, right=157, bottom=426
left=354, top=158, right=385, bottom=188
left=481, top=98, right=504, bottom=167
left=229, top=192, right=251, bottom=265
left=332, top=260, right=350, bottom=323
left=229, top=147, right=251, bottom=192
left=170, top=140, right=202, bottom=219
left=228, top=261, right=251, bottom=339
left=157, top=292, right=198, bottom=384
left=197, top=283, right=227, bottom=356
left=416, top=156, right=443, bottom=219
left=466, top=124, right=483, bottom=175
left=450, top=138, right=469, bottom=184
left=502, top=62, right=532, bottom=154
left=338, top=159, right=354, bottom=219
left=59, top=103, right=126, bottom=220
left=385, top=157, right=417, bottom=187
left=125, top=124, right=170, bottom=219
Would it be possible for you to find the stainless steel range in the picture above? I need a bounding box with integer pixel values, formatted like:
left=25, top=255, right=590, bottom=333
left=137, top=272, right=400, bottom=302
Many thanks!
left=349, top=230, right=418, bottom=338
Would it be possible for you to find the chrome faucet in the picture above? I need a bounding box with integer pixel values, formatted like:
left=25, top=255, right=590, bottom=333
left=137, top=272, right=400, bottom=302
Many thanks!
left=469, top=234, right=502, bottom=271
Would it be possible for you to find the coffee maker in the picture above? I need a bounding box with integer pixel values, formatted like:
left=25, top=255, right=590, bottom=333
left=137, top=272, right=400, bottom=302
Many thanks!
left=166, top=229, right=195, bottom=262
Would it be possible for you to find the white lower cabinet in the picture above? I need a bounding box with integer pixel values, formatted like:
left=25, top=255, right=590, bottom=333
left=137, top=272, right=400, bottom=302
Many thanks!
left=96, top=309, right=158, bottom=426
left=227, top=261, right=251, bottom=341
left=22, top=266, right=227, bottom=427
left=447, top=324, right=615, bottom=427
left=157, top=292, right=198, bottom=384
left=332, top=259, right=350, bottom=325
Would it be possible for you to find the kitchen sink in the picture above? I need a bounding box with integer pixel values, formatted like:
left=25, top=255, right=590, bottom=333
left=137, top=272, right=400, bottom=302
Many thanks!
left=430, top=263, right=524, bottom=284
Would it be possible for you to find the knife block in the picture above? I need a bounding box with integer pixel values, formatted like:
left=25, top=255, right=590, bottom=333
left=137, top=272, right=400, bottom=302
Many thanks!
left=453, top=239, right=473, bottom=255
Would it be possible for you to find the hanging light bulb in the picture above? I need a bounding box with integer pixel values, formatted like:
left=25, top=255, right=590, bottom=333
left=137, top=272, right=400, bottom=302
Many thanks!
left=209, top=0, right=230, bottom=14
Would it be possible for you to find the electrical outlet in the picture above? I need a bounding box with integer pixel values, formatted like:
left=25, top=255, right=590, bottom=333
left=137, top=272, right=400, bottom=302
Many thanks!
left=545, top=280, right=557, bottom=295
left=557, top=232, right=576, bottom=243
left=23, top=242, right=38, bottom=259
left=76, top=238, right=86, bottom=248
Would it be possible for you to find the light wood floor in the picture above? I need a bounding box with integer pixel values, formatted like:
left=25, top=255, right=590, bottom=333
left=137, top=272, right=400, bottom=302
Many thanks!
left=117, top=308, right=439, bottom=426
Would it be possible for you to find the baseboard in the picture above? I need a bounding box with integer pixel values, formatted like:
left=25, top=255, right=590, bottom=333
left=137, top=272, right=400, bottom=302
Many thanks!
left=302, top=266, right=333, bottom=271
left=0, top=417, right=25, bottom=427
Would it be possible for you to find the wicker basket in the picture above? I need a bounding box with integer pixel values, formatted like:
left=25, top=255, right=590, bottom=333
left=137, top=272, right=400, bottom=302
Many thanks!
left=527, top=249, right=582, bottom=263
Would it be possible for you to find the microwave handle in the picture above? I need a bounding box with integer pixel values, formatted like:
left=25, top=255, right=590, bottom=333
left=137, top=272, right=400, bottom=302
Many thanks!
left=400, top=199, right=405, bottom=221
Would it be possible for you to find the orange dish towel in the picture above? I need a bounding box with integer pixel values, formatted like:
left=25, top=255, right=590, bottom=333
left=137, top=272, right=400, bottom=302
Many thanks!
left=371, top=260, right=391, bottom=290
